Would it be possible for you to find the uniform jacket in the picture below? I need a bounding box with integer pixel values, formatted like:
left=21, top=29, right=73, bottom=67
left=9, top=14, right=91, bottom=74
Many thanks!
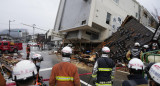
left=0, top=73, right=6, bottom=86
left=126, top=47, right=143, bottom=60
left=49, top=62, right=80, bottom=86
left=26, top=46, right=30, bottom=53
left=122, top=74, right=148, bottom=86
left=92, top=54, right=115, bottom=83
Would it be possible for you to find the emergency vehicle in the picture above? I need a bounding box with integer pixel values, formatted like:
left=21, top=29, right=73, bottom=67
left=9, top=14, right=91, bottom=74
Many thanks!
left=0, top=40, right=23, bottom=54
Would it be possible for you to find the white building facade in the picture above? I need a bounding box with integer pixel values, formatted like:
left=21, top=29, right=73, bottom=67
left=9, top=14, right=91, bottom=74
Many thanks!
left=52, top=0, right=158, bottom=44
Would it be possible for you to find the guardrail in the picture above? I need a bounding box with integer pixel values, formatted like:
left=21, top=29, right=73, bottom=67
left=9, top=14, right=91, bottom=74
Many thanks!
left=141, top=49, right=160, bottom=63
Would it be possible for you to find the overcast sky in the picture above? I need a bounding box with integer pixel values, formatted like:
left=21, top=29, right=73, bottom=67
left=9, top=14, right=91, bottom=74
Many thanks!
left=0, top=0, right=60, bottom=34
left=0, top=0, right=159, bottom=35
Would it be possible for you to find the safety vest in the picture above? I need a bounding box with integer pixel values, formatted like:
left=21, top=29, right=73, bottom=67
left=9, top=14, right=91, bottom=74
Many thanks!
left=97, top=57, right=115, bottom=83
left=56, top=76, right=74, bottom=81
left=130, top=48, right=141, bottom=59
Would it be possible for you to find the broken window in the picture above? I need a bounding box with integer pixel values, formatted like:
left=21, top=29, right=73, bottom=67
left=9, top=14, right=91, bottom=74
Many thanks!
left=81, top=20, right=86, bottom=25
left=144, top=12, right=148, bottom=18
left=106, top=12, right=111, bottom=24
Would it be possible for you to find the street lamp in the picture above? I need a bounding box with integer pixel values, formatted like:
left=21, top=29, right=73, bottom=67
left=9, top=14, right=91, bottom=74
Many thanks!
left=9, top=20, right=15, bottom=36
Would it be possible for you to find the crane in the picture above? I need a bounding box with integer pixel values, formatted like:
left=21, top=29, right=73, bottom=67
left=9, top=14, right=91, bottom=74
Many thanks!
left=21, top=23, right=65, bottom=39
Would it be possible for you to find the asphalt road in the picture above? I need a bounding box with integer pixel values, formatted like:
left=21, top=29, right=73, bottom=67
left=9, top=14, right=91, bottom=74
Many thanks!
left=18, top=44, right=129, bottom=86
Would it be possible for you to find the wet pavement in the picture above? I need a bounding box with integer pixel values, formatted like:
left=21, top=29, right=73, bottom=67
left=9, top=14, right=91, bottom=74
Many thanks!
left=17, top=43, right=129, bottom=86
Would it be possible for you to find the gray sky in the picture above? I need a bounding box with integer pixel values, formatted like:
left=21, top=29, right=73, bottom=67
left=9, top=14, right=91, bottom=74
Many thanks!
left=0, top=0, right=159, bottom=35
left=0, top=0, right=60, bottom=34
left=137, top=0, right=160, bottom=21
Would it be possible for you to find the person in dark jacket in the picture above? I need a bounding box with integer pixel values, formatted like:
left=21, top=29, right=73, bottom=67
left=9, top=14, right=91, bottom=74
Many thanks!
left=92, top=46, right=115, bottom=86
left=26, top=44, right=31, bottom=60
left=126, top=42, right=143, bottom=60
left=122, top=58, right=148, bottom=86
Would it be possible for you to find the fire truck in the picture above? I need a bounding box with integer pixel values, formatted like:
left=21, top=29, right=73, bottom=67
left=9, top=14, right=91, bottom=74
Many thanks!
left=0, top=40, right=23, bottom=54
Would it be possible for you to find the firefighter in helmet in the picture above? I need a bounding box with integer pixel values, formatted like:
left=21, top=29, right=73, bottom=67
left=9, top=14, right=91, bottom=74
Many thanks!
left=126, top=42, right=143, bottom=60
left=145, top=62, right=160, bottom=86
left=31, top=53, right=43, bottom=73
left=49, top=46, right=80, bottom=86
left=122, top=58, right=148, bottom=86
left=92, top=46, right=115, bottom=86
left=12, top=60, right=37, bottom=86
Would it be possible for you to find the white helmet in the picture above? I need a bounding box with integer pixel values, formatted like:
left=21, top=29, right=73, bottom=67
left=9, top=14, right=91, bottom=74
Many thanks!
left=128, top=58, right=144, bottom=70
left=102, top=47, right=110, bottom=53
left=31, top=54, right=43, bottom=61
left=61, top=46, right=72, bottom=54
left=134, top=42, right=140, bottom=47
left=143, top=45, right=149, bottom=48
left=12, top=60, right=37, bottom=81
left=149, top=63, right=160, bottom=84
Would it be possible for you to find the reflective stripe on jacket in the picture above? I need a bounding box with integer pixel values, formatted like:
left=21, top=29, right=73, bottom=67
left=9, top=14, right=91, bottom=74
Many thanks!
left=92, top=56, right=115, bottom=84
left=56, top=76, right=74, bottom=81
left=49, top=62, right=80, bottom=86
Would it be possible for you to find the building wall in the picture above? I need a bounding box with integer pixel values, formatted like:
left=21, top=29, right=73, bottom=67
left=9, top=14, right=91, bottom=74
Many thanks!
left=92, top=0, right=139, bottom=41
left=52, top=0, right=158, bottom=44
left=59, top=0, right=91, bottom=31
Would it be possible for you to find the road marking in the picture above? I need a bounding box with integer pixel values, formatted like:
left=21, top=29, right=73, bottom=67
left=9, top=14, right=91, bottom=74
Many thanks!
left=31, top=52, right=36, bottom=54
left=40, top=67, right=52, bottom=72
left=80, top=80, right=92, bottom=86
left=116, top=70, right=130, bottom=74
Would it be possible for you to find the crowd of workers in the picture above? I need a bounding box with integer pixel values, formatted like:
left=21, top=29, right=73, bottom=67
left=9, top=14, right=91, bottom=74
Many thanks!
left=0, top=42, right=160, bottom=86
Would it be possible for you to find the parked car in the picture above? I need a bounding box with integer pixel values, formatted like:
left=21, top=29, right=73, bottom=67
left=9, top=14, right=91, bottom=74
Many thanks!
left=28, top=41, right=37, bottom=46
left=47, top=42, right=55, bottom=50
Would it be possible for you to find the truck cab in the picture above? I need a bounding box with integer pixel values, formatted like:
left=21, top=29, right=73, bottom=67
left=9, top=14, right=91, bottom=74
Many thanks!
left=0, top=41, right=22, bottom=54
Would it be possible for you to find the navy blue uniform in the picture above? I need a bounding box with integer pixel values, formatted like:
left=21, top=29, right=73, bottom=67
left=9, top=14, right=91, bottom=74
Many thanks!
left=122, top=74, right=148, bottom=86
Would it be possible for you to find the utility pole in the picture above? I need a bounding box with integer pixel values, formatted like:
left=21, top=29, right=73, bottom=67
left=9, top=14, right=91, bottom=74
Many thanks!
left=33, top=24, right=36, bottom=42
left=9, top=20, right=15, bottom=36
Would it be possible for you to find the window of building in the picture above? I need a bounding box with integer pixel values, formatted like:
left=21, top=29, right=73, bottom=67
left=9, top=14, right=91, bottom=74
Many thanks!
left=136, top=13, right=138, bottom=18
left=118, top=17, right=121, bottom=24
left=113, top=0, right=119, bottom=4
left=113, top=18, right=116, bottom=22
left=144, top=12, right=148, bottom=18
left=106, top=12, right=111, bottom=24
left=81, top=20, right=86, bottom=25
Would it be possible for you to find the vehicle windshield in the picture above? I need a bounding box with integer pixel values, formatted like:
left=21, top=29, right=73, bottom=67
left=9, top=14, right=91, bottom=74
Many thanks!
left=3, top=42, right=8, bottom=45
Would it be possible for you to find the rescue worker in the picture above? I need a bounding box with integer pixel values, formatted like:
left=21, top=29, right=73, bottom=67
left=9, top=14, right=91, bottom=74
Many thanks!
left=145, top=62, right=160, bottom=86
left=26, top=44, right=31, bottom=60
left=142, top=45, right=150, bottom=52
left=122, top=58, right=148, bottom=86
left=126, top=42, right=143, bottom=61
left=151, top=43, right=159, bottom=51
left=142, top=45, right=150, bottom=62
left=92, top=46, right=115, bottom=86
left=31, top=54, right=45, bottom=85
left=31, top=54, right=43, bottom=73
left=49, top=46, right=80, bottom=86
left=0, top=72, right=6, bottom=86
left=12, top=60, right=37, bottom=86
